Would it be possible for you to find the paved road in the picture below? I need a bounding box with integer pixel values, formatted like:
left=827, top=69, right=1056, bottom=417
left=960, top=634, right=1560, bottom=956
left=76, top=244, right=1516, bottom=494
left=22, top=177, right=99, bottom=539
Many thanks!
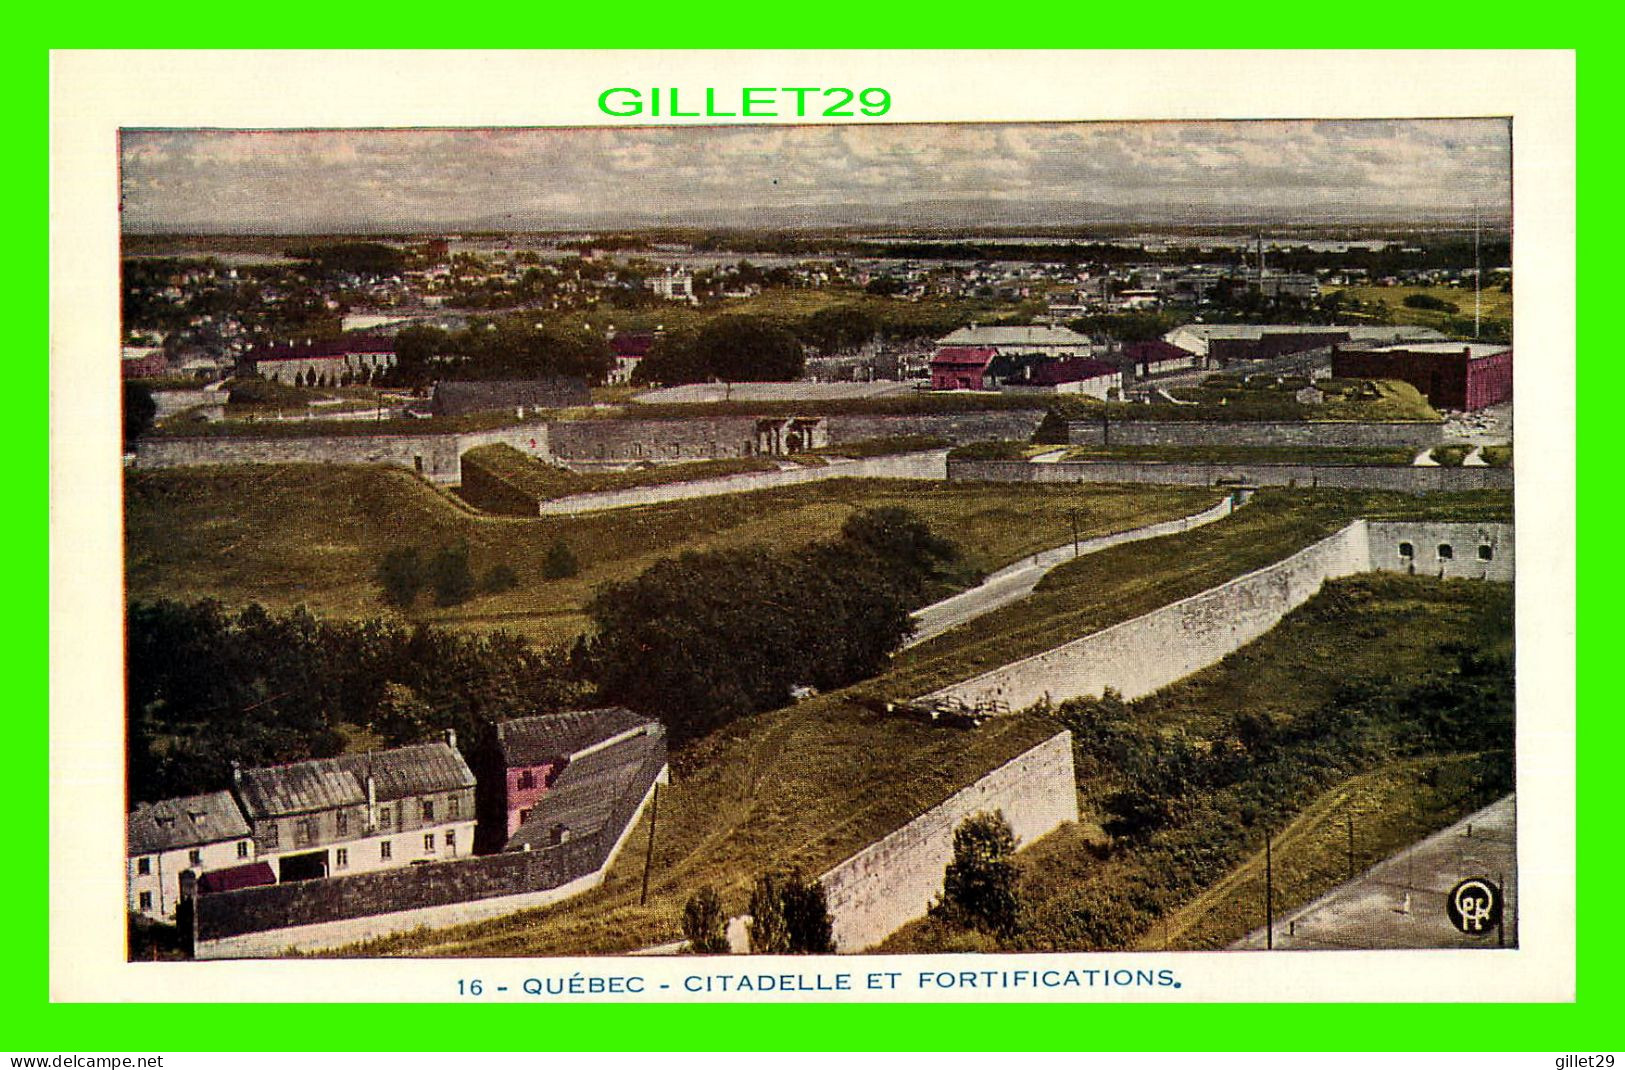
left=904, top=496, right=1239, bottom=649
left=1230, top=794, right=1517, bottom=951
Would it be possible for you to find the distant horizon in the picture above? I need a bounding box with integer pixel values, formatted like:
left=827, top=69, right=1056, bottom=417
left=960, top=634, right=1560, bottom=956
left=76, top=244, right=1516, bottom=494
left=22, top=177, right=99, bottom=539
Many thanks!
left=121, top=119, right=1513, bottom=236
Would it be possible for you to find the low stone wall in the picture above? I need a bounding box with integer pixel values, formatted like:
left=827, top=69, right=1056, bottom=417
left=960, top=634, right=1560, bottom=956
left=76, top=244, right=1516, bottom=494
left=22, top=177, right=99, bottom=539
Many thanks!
left=949, top=458, right=1512, bottom=494
left=824, top=410, right=1047, bottom=446
left=191, top=753, right=666, bottom=959
left=818, top=731, right=1078, bottom=952
left=1067, top=419, right=1445, bottom=449
left=534, top=450, right=949, bottom=516
left=920, top=519, right=1514, bottom=715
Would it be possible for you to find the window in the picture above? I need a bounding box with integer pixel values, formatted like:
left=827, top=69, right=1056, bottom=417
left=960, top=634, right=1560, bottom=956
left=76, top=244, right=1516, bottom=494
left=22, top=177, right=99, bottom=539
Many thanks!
left=1438, top=543, right=1454, bottom=560
left=380, top=840, right=392, bottom=861
left=295, top=818, right=315, bottom=846
left=1479, top=544, right=1494, bottom=561
left=264, top=823, right=279, bottom=849
left=237, top=841, right=250, bottom=859
left=445, top=829, right=456, bottom=849
left=336, top=810, right=348, bottom=836
left=424, top=834, right=436, bottom=852
left=188, top=849, right=202, bottom=867
left=1398, top=542, right=1414, bottom=559
left=379, top=806, right=391, bottom=829
left=448, top=795, right=460, bottom=819
left=517, top=770, right=535, bottom=791
left=138, top=891, right=152, bottom=911
left=421, top=800, right=435, bottom=823
left=136, top=857, right=151, bottom=876
left=335, top=848, right=349, bottom=869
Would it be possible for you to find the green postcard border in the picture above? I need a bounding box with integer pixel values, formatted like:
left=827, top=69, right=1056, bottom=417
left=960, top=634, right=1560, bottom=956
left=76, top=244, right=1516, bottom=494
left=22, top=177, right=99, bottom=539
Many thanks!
left=30, top=35, right=1600, bottom=1052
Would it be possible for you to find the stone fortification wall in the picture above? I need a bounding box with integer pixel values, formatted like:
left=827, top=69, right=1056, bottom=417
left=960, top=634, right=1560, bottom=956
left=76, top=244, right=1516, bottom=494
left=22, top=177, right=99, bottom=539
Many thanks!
left=949, top=459, right=1512, bottom=494
left=921, top=523, right=1374, bottom=711
left=533, top=450, right=949, bottom=516
left=823, top=409, right=1046, bottom=446
left=1366, top=520, right=1515, bottom=582
left=134, top=424, right=552, bottom=484
left=818, top=732, right=1077, bottom=952
left=1067, top=419, right=1444, bottom=449
left=547, top=417, right=761, bottom=463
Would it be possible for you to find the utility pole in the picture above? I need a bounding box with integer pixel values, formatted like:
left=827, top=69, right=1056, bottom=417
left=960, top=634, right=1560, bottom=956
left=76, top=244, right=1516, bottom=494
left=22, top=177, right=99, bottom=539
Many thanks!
left=1265, top=830, right=1275, bottom=950
left=1069, top=508, right=1081, bottom=557
left=639, top=784, right=660, bottom=906
left=1346, top=813, right=1355, bottom=881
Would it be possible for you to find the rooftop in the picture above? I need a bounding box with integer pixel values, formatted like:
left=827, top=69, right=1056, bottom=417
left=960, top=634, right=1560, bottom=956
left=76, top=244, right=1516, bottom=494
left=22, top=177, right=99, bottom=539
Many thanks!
left=505, top=724, right=666, bottom=852
left=234, top=741, right=475, bottom=820
left=937, top=325, right=1092, bottom=348
left=496, top=707, right=657, bottom=768
left=1363, top=343, right=1512, bottom=359
left=128, top=791, right=251, bottom=855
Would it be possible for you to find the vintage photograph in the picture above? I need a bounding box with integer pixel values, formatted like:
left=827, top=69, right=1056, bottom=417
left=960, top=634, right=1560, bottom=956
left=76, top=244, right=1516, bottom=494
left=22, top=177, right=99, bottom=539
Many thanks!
left=117, top=117, right=1517, bottom=964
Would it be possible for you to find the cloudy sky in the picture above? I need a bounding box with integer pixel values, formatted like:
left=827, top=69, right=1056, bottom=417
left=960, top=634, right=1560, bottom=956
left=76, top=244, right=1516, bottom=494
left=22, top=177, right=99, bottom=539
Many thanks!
left=121, top=119, right=1511, bottom=233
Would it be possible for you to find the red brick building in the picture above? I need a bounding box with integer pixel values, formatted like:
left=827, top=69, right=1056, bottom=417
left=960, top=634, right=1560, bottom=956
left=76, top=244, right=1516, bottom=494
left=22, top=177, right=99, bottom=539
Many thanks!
left=1331, top=343, right=1513, bottom=411
left=930, top=346, right=997, bottom=390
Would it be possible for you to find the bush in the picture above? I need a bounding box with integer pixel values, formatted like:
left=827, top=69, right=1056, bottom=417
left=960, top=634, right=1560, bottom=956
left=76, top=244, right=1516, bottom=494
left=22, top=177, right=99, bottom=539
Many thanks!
left=931, top=811, right=1021, bottom=937
left=481, top=563, right=520, bottom=594
left=542, top=540, right=580, bottom=580
left=682, top=886, right=730, bottom=954
left=376, top=547, right=424, bottom=608
left=747, top=869, right=834, bottom=954
left=427, top=543, right=476, bottom=606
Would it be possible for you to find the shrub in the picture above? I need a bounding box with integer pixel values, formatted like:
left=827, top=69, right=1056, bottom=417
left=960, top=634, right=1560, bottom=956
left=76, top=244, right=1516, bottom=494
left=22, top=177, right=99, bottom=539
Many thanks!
left=747, top=869, right=834, bottom=954
left=542, top=540, right=580, bottom=580
left=428, top=543, right=476, bottom=606
left=481, top=563, right=520, bottom=594
left=376, top=547, right=424, bottom=608
left=682, top=886, right=730, bottom=954
left=931, top=811, right=1021, bottom=937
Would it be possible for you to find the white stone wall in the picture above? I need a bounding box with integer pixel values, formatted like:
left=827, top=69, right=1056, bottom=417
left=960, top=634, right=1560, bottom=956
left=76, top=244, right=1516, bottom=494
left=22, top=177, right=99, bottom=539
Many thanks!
left=256, top=819, right=477, bottom=880
left=818, top=732, right=1078, bottom=952
left=1366, top=521, right=1515, bottom=582
left=923, top=522, right=1374, bottom=711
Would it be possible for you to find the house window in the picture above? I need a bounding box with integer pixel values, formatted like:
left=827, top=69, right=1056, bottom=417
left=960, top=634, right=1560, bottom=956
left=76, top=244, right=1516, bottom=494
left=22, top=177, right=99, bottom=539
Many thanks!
left=379, top=806, right=391, bottom=829
left=1398, top=542, right=1414, bottom=559
left=189, top=849, right=202, bottom=867
left=264, top=824, right=279, bottom=849
left=448, top=795, right=460, bottom=819
left=517, top=770, right=535, bottom=790
left=139, top=892, right=152, bottom=911
left=137, top=857, right=151, bottom=876
left=380, top=841, right=392, bottom=861
left=1438, top=543, right=1454, bottom=560
left=336, top=811, right=349, bottom=836
left=1479, top=544, right=1494, bottom=561
left=295, top=818, right=315, bottom=846
left=445, top=830, right=456, bottom=849
left=335, top=848, right=349, bottom=869
left=237, top=841, right=250, bottom=859
left=422, top=800, right=435, bottom=823
left=424, top=834, right=436, bottom=852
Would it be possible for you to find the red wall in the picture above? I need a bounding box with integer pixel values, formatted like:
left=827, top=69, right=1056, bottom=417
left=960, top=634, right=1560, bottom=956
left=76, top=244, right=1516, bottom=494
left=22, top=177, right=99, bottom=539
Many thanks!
left=505, top=761, right=560, bottom=840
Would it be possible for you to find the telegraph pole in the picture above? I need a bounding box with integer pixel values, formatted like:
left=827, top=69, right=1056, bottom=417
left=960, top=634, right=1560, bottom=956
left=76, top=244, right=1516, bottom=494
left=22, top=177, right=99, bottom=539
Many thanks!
left=639, top=784, right=660, bottom=906
left=1265, top=830, right=1275, bottom=950
left=1069, top=508, right=1081, bottom=557
left=1346, top=813, right=1355, bottom=880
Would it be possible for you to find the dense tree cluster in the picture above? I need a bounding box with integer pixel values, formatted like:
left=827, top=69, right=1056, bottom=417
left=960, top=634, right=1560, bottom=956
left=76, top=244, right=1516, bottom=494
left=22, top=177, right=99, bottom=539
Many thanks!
left=579, top=507, right=958, bottom=742
left=747, top=869, right=834, bottom=954
left=931, top=811, right=1022, bottom=937
left=632, top=316, right=804, bottom=385
left=291, top=242, right=408, bottom=280
left=388, top=322, right=612, bottom=389
left=126, top=601, right=585, bottom=804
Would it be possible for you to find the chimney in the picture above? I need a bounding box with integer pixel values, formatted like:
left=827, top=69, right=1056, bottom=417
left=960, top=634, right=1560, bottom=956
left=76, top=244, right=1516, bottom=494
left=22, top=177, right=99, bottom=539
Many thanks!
left=444, top=727, right=457, bottom=751
left=366, top=773, right=377, bottom=831
left=551, top=824, right=571, bottom=846
left=231, top=761, right=241, bottom=786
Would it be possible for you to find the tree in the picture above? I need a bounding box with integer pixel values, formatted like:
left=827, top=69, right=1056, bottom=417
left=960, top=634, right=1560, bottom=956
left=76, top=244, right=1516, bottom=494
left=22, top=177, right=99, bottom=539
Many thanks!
left=122, top=381, right=157, bottom=448
left=428, top=543, right=476, bottom=607
left=634, top=316, right=804, bottom=385
left=371, top=681, right=432, bottom=745
left=542, top=540, right=579, bottom=580
left=682, top=886, right=731, bottom=954
left=376, top=547, right=424, bottom=608
left=931, top=811, right=1021, bottom=937
left=481, top=563, right=519, bottom=594
left=747, top=869, right=833, bottom=954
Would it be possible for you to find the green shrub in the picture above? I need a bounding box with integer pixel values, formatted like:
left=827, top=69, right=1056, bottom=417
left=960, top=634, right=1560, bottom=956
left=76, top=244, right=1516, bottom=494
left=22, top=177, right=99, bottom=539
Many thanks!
left=682, top=886, right=730, bottom=954
left=376, top=547, right=424, bottom=608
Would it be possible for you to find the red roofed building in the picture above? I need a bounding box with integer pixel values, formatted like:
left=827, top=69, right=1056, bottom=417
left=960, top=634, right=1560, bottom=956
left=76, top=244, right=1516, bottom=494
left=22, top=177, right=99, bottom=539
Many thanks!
left=930, top=346, right=997, bottom=390
left=1122, top=339, right=1198, bottom=379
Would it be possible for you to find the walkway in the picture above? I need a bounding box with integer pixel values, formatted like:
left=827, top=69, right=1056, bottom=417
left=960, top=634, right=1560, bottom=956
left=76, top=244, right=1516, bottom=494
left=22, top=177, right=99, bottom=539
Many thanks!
left=904, top=495, right=1239, bottom=649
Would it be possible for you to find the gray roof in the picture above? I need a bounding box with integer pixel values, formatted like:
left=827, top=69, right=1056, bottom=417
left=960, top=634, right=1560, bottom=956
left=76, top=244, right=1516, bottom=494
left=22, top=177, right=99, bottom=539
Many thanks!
left=495, top=708, right=655, bottom=767
left=937, top=325, right=1092, bottom=348
left=128, top=791, right=251, bottom=855
left=505, top=725, right=665, bottom=852
left=235, top=742, right=474, bottom=820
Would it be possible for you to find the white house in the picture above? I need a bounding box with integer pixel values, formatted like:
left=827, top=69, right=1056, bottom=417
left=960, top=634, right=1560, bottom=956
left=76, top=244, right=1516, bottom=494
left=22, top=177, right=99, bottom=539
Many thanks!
left=127, top=791, right=255, bottom=922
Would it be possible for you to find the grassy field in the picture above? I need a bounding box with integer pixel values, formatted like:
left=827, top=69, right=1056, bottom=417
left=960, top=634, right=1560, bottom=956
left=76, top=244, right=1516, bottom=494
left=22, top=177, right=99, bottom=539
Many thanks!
left=125, top=465, right=1218, bottom=648
left=877, top=572, right=1515, bottom=953
left=1324, top=284, right=1513, bottom=340
left=863, top=488, right=1513, bottom=703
